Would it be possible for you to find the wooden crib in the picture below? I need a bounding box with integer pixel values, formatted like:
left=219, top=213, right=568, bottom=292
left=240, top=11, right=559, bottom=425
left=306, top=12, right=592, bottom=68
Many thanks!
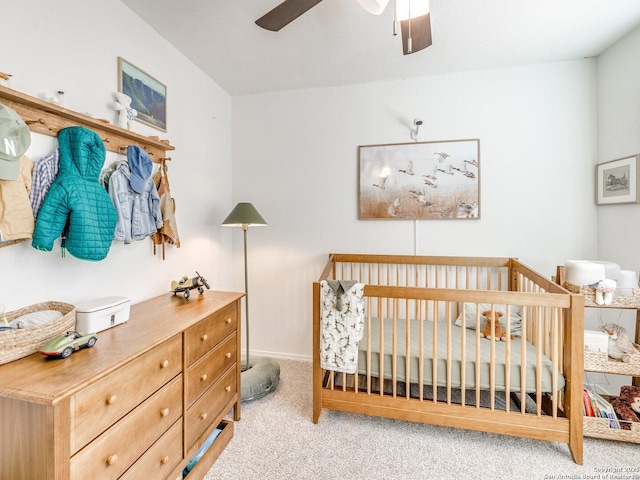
left=312, top=254, right=584, bottom=464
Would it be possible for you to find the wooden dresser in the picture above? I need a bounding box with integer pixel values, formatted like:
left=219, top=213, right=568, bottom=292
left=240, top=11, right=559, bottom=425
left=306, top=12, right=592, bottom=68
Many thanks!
left=0, top=290, right=243, bottom=480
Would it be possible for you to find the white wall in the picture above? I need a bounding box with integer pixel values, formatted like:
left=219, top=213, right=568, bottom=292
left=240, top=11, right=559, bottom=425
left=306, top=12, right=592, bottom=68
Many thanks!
left=0, top=0, right=234, bottom=311
left=597, top=25, right=640, bottom=277
left=595, top=25, right=640, bottom=350
left=233, top=60, right=599, bottom=360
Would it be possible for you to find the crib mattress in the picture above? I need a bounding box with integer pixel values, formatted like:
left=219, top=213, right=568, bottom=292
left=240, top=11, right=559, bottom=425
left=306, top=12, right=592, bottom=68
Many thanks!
left=357, top=319, right=565, bottom=394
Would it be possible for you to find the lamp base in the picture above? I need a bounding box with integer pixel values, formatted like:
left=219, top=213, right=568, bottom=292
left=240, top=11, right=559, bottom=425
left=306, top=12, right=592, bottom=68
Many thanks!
left=240, top=357, right=280, bottom=402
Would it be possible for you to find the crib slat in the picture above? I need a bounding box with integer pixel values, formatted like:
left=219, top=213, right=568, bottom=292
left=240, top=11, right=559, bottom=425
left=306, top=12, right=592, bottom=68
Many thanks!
left=489, top=305, right=496, bottom=410
left=406, top=299, right=411, bottom=400
left=460, top=303, right=467, bottom=407
left=392, top=300, right=398, bottom=398
left=520, top=308, right=527, bottom=414
left=446, top=303, right=452, bottom=404
left=432, top=312, right=438, bottom=404
left=475, top=307, right=481, bottom=408
left=419, top=299, right=425, bottom=401
left=551, top=308, right=559, bottom=419
left=366, top=300, right=372, bottom=394
left=505, top=307, right=512, bottom=413
left=536, top=307, right=543, bottom=415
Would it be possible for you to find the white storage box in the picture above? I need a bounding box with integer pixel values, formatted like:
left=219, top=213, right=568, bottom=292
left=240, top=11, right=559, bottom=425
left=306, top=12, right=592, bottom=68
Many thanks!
left=584, top=329, right=609, bottom=353
left=75, top=296, right=130, bottom=333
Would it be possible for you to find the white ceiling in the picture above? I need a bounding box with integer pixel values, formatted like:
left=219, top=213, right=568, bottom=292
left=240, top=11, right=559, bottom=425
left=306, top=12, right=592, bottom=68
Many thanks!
left=121, top=0, right=640, bottom=96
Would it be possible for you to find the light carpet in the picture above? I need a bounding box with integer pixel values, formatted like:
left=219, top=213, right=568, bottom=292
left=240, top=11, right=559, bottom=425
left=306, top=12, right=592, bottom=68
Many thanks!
left=205, top=359, right=638, bottom=480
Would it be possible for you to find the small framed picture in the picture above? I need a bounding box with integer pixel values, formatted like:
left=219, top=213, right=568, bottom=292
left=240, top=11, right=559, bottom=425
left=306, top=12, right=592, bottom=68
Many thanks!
left=596, top=155, right=640, bottom=205
left=117, top=57, right=167, bottom=131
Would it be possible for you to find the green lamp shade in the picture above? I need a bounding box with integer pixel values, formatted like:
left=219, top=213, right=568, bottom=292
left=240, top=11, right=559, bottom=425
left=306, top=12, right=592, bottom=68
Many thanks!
left=221, top=202, right=267, bottom=227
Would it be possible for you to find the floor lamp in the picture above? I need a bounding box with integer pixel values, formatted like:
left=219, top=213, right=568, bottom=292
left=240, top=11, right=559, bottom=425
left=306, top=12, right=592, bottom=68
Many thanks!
left=222, top=203, right=279, bottom=401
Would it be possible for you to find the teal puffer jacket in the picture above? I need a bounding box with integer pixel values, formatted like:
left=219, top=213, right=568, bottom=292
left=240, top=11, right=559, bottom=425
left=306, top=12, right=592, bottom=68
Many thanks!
left=32, top=127, right=117, bottom=261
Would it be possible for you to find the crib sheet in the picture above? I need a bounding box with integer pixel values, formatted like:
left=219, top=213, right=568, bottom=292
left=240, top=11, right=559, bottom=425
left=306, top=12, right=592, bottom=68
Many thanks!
left=357, top=319, right=565, bottom=393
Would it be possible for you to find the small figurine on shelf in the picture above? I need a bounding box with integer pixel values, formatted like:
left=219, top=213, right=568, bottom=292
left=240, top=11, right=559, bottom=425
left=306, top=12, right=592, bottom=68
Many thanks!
left=113, top=92, right=137, bottom=131
left=595, top=278, right=617, bottom=305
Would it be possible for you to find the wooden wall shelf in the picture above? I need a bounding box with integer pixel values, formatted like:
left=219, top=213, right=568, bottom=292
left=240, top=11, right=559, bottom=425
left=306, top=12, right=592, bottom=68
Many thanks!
left=0, top=84, right=174, bottom=162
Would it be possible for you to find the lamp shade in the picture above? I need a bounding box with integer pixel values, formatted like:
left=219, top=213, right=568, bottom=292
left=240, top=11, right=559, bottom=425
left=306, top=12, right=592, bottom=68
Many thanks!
left=221, top=202, right=267, bottom=228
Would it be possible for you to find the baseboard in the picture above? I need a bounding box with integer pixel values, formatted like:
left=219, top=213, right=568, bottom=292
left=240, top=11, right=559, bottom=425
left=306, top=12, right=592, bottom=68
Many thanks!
left=241, top=348, right=311, bottom=363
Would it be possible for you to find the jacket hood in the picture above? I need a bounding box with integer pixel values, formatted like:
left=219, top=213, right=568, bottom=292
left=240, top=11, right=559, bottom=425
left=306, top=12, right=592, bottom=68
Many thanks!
left=57, top=126, right=106, bottom=179
left=126, top=145, right=152, bottom=194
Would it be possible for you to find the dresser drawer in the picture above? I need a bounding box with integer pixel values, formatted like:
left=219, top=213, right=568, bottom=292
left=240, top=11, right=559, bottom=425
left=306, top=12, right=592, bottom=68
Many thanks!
left=119, top=419, right=182, bottom=480
left=71, top=335, right=182, bottom=453
left=186, top=366, right=237, bottom=448
left=186, top=333, right=237, bottom=407
left=71, top=375, right=182, bottom=480
left=186, top=302, right=237, bottom=366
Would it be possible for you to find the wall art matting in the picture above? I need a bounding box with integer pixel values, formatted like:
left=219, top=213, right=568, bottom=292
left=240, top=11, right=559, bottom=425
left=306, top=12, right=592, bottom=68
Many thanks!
left=596, top=155, right=640, bottom=205
left=359, top=139, right=480, bottom=219
left=118, top=57, right=167, bottom=131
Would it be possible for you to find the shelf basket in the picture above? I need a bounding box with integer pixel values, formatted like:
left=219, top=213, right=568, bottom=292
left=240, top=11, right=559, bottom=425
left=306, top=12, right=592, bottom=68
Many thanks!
left=0, top=301, right=76, bottom=365
left=584, top=416, right=640, bottom=444
left=562, top=281, right=640, bottom=308
left=584, top=351, right=640, bottom=376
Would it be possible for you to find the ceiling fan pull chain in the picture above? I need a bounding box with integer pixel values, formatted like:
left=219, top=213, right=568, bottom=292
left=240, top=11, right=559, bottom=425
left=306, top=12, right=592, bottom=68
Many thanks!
left=393, top=0, right=398, bottom=35
left=407, top=2, right=413, bottom=53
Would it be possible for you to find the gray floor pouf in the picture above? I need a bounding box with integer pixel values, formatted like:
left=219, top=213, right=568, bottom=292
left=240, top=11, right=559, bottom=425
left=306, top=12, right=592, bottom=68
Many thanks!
left=241, top=357, right=280, bottom=402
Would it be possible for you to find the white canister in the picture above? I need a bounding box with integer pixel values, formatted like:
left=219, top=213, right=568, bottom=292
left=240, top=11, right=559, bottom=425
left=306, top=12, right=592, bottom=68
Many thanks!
left=617, top=270, right=638, bottom=297
left=564, top=260, right=606, bottom=286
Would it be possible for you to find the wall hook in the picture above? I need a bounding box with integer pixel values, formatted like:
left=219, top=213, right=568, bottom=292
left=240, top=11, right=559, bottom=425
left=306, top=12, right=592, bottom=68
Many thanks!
left=26, top=118, right=45, bottom=125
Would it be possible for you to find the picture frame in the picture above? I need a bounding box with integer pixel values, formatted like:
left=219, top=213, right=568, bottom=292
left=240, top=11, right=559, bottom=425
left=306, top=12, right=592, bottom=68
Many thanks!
left=117, top=57, right=167, bottom=131
left=596, top=155, right=640, bottom=205
left=359, top=139, right=480, bottom=220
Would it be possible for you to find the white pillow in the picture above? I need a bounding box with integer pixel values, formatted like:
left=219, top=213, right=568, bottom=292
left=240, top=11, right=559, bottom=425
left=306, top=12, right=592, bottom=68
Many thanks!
left=10, top=310, right=63, bottom=329
left=454, top=303, right=522, bottom=337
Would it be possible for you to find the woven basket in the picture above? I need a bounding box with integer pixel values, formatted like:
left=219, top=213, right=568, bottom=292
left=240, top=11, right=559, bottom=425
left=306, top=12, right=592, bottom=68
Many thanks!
left=0, top=301, right=76, bottom=365
left=584, top=350, right=640, bottom=376
left=584, top=416, right=640, bottom=444
left=563, top=281, right=640, bottom=308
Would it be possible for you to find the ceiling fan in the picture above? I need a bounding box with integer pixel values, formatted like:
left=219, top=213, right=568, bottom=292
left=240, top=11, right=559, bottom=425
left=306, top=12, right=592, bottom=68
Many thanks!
left=255, top=0, right=432, bottom=55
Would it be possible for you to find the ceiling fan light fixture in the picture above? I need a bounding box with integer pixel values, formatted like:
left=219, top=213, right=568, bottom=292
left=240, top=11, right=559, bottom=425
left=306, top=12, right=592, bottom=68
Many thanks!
left=395, top=0, right=429, bottom=20
left=357, top=0, right=390, bottom=15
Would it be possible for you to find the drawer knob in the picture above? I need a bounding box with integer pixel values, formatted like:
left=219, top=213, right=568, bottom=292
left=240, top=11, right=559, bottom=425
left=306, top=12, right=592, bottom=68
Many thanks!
left=160, top=359, right=170, bottom=368
left=225, top=352, right=232, bottom=359
left=161, top=456, right=170, bottom=465
left=225, top=385, right=231, bottom=392
left=200, top=412, right=208, bottom=420
left=225, top=318, right=232, bottom=324
left=107, top=454, right=118, bottom=466
left=106, top=395, right=117, bottom=405
left=201, top=333, right=208, bottom=342
left=200, top=373, right=208, bottom=382
left=161, top=408, right=170, bottom=417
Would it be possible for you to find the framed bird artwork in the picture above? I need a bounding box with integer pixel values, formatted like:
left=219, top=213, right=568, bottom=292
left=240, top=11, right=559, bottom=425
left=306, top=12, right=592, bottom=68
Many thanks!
left=358, top=139, right=480, bottom=219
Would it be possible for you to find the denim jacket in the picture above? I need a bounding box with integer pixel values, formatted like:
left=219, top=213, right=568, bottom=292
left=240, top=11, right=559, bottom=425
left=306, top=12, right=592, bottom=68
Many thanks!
left=108, top=161, right=162, bottom=244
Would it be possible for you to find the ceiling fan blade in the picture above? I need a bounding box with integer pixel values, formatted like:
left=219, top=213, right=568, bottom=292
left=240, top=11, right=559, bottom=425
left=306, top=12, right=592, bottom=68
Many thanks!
left=400, top=12, right=432, bottom=55
left=256, top=0, right=324, bottom=31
